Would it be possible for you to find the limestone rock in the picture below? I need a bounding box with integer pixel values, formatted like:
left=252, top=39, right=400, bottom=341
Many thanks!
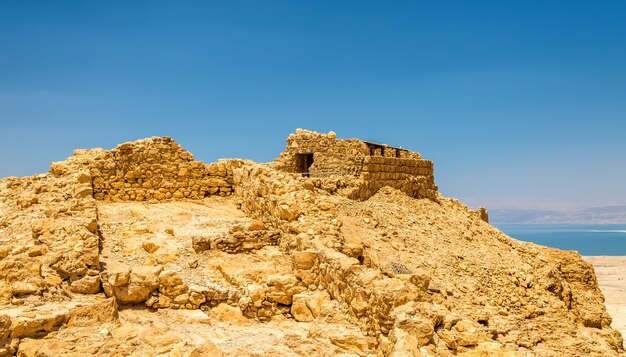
left=107, top=265, right=162, bottom=304
left=0, top=132, right=621, bottom=357
left=190, top=340, right=224, bottom=357
left=0, top=314, right=10, bottom=346
left=292, top=290, right=330, bottom=320
left=209, top=303, right=249, bottom=324
left=394, top=317, right=434, bottom=346
left=70, top=275, right=101, bottom=294
left=9, top=310, right=69, bottom=339
left=16, top=338, right=70, bottom=357
left=67, top=298, right=119, bottom=327
left=293, top=250, right=317, bottom=270
left=291, top=297, right=314, bottom=322
left=102, top=261, right=130, bottom=287
left=309, top=322, right=377, bottom=355
left=276, top=203, right=300, bottom=221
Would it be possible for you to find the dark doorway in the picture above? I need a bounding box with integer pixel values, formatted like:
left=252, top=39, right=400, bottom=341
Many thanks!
left=295, top=153, right=314, bottom=177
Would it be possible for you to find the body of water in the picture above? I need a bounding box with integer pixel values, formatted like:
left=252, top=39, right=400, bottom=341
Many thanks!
left=495, top=224, right=626, bottom=256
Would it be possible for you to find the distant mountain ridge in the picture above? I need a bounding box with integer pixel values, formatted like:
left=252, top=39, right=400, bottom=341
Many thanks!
left=490, top=205, right=626, bottom=224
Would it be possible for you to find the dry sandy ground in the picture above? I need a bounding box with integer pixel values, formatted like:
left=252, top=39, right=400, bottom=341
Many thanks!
left=584, top=256, right=626, bottom=346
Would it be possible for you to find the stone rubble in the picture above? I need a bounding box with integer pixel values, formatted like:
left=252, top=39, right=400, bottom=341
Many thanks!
left=0, top=130, right=623, bottom=356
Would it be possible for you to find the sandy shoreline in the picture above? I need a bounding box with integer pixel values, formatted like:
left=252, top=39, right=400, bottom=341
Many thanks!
left=584, top=256, right=626, bottom=345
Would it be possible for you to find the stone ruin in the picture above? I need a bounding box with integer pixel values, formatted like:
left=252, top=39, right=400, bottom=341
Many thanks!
left=53, top=129, right=438, bottom=204
left=276, top=129, right=438, bottom=201
left=6, top=129, right=438, bottom=310
left=0, top=128, right=620, bottom=356
left=59, top=137, right=247, bottom=202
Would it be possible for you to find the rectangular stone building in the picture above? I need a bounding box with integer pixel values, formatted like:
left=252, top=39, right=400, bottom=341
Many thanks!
left=276, top=129, right=438, bottom=200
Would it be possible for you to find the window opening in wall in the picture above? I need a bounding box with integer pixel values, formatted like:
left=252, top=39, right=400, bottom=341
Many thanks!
left=295, top=153, right=314, bottom=177
left=367, top=143, right=383, bottom=156
left=365, top=141, right=405, bottom=158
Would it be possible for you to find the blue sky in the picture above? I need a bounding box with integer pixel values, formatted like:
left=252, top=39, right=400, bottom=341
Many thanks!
left=1, top=1, right=625, bottom=210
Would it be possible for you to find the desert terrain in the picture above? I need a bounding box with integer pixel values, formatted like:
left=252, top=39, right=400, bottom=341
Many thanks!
left=585, top=256, right=626, bottom=346
left=0, top=131, right=624, bottom=356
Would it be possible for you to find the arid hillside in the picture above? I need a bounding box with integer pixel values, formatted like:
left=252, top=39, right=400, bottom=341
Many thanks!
left=0, top=130, right=623, bottom=356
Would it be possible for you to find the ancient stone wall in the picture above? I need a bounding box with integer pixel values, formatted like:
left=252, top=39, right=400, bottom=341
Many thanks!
left=84, top=137, right=246, bottom=202
left=276, top=129, right=438, bottom=200
left=277, top=130, right=368, bottom=176
left=232, top=164, right=484, bottom=346
left=355, top=156, right=437, bottom=200
left=233, top=164, right=344, bottom=237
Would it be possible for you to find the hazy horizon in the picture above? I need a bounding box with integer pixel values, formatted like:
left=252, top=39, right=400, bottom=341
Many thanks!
left=2, top=1, right=625, bottom=211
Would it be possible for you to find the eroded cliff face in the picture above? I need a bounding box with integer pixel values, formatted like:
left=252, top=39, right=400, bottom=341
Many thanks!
left=0, top=135, right=623, bottom=356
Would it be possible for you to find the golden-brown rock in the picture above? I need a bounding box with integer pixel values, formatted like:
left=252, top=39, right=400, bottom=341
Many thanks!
left=0, top=132, right=622, bottom=356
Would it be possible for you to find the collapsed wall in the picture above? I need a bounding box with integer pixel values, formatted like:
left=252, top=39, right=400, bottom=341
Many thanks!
left=0, top=167, right=101, bottom=305
left=232, top=164, right=433, bottom=339
left=233, top=162, right=624, bottom=355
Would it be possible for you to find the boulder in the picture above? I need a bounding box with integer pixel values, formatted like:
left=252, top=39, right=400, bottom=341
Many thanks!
left=276, top=204, right=300, bottom=221
left=109, top=265, right=162, bottom=304
left=394, top=317, right=434, bottom=346
left=67, top=298, right=119, bottom=327
left=159, top=270, right=189, bottom=297
left=292, top=290, right=330, bottom=319
left=293, top=250, right=318, bottom=270
left=70, top=275, right=101, bottom=294
left=10, top=311, right=69, bottom=339
left=16, top=338, right=70, bottom=357
left=103, top=261, right=130, bottom=287
left=209, top=303, right=249, bottom=324
left=291, top=298, right=313, bottom=322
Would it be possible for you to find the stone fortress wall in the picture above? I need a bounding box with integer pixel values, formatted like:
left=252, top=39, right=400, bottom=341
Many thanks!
left=52, top=130, right=436, bottom=204
left=277, top=131, right=368, bottom=176
left=81, top=137, right=245, bottom=202
left=276, top=129, right=438, bottom=200
left=358, top=155, right=436, bottom=201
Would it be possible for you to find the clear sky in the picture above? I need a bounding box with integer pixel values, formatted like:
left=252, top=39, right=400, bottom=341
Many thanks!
left=1, top=1, right=625, bottom=210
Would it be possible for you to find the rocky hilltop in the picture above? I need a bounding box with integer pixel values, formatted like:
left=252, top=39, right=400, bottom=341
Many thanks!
left=0, top=129, right=623, bottom=356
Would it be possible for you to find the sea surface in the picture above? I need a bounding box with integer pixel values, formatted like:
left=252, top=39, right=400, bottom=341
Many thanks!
left=495, top=224, right=626, bottom=256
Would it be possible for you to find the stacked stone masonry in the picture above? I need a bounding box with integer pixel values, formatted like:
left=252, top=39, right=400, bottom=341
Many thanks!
left=358, top=156, right=436, bottom=200
left=278, top=132, right=369, bottom=176
left=83, top=137, right=244, bottom=202
left=54, top=131, right=435, bottom=203
left=277, top=129, right=438, bottom=200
